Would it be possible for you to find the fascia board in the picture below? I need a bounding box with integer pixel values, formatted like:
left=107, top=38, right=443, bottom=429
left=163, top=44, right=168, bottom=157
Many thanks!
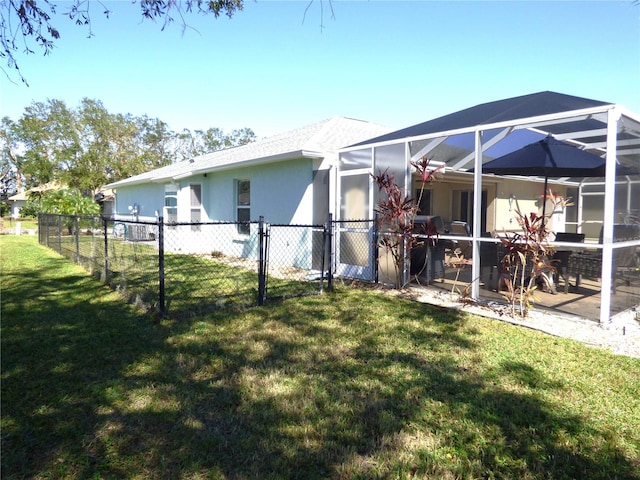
left=171, top=171, right=194, bottom=180
left=104, top=178, right=150, bottom=189
left=106, top=172, right=183, bottom=188
left=188, top=150, right=324, bottom=175
left=618, top=105, right=640, bottom=124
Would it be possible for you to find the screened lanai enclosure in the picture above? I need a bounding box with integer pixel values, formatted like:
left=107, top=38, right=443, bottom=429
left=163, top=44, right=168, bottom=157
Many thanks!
left=337, top=92, right=640, bottom=325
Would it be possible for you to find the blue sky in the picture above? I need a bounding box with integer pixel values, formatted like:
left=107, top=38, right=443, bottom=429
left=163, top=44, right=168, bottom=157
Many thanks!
left=1, top=0, right=639, bottom=138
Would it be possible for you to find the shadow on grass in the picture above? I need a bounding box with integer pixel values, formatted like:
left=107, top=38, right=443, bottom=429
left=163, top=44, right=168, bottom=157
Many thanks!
left=1, top=249, right=170, bottom=478
left=2, top=241, right=639, bottom=479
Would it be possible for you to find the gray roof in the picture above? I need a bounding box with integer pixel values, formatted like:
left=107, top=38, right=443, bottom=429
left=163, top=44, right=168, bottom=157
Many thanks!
left=350, top=91, right=613, bottom=147
left=107, top=116, right=391, bottom=188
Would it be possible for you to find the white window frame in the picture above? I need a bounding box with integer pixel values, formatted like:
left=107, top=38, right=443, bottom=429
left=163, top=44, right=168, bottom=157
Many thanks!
left=190, top=183, right=203, bottom=232
left=236, top=179, right=250, bottom=235
left=164, top=184, right=178, bottom=225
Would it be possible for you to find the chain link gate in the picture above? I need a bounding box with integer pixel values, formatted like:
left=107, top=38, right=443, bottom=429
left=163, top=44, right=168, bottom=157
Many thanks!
left=258, top=216, right=333, bottom=305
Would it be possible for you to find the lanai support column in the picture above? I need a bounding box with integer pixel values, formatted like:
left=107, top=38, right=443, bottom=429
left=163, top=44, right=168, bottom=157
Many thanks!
left=599, top=107, right=620, bottom=325
left=470, top=129, right=483, bottom=299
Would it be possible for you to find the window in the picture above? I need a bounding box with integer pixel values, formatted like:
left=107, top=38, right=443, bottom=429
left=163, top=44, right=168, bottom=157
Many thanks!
left=190, top=184, right=202, bottom=232
left=452, top=189, right=488, bottom=232
left=237, top=180, right=250, bottom=235
left=164, top=185, right=178, bottom=225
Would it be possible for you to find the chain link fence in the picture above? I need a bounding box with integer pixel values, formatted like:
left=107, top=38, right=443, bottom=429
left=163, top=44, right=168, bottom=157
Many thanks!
left=38, top=214, right=335, bottom=318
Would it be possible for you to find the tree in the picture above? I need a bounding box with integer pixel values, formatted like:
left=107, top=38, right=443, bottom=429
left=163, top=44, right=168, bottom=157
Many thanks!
left=174, top=126, right=256, bottom=160
left=3, top=98, right=256, bottom=200
left=1, top=0, right=245, bottom=84
left=0, top=116, right=22, bottom=200
left=4, top=98, right=172, bottom=195
left=9, top=99, right=78, bottom=189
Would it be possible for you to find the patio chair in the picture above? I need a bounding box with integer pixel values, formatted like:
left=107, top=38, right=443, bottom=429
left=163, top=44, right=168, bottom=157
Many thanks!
left=448, top=221, right=472, bottom=260
left=551, top=232, right=585, bottom=293
left=566, top=225, right=639, bottom=293
left=411, top=216, right=446, bottom=282
left=480, top=232, right=499, bottom=290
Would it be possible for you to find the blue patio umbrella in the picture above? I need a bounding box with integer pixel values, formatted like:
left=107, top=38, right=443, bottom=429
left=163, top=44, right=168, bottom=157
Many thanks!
left=478, top=135, right=612, bottom=226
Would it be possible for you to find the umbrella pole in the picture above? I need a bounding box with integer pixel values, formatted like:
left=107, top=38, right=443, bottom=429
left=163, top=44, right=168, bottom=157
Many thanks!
left=541, top=176, right=549, bottom=229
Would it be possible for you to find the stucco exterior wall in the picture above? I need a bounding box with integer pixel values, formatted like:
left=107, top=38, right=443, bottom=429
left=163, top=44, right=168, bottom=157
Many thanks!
left=113, top=183, right=165, bottom=220
left=494, top=178, right=568, bottom=234
left=112, top=158, right=320, bottom=268
left=204, top=158, right=315, bottom=224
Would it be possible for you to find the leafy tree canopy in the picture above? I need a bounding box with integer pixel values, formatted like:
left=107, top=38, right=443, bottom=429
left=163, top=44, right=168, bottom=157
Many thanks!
left=1, top=0, right=245, bottom=84
left=1, top=98, right=256, bottom=205
left=25, top=187, right=101, bottom=216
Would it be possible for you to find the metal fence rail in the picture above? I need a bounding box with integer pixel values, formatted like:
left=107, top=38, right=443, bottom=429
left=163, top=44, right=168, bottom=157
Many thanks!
left=38, top=214, right=336, bottom=318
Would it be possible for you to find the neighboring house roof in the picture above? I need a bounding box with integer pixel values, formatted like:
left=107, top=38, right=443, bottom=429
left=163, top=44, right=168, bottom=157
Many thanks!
left=8, top=181, right=66, bottom=202
left=106, top=116, right=391, bottom=188
left=94, top=188, right=115, bottom=203
left=350, top=91, right=613, bottom=147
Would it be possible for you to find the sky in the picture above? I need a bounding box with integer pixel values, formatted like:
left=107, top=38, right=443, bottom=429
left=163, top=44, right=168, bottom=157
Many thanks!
left=1, top=0, right=639, bottom=139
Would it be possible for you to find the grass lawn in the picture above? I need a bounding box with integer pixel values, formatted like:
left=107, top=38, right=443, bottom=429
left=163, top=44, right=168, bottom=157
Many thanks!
left=2, top=217, right=39, bottom=229
left=2, top=235, right=639, bottom=479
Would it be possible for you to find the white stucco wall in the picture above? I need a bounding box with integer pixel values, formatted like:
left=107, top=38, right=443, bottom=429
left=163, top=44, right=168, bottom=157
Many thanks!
left=493, top=178, right=568, bottom=234
left=113, top=183, right=165, bottom=220
left=204, top=158, right=315, bottom=224
left=111, top=158, right=321, bottom=269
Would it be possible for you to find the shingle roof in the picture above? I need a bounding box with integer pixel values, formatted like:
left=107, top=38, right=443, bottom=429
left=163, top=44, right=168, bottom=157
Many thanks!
left=350, top=91, right=613, bottom=147
left=106, top=117, right=391, bottom=188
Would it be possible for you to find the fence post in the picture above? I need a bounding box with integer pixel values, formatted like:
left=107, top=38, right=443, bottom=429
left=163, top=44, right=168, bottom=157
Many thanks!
left=38, top=214, right=43, bottom=245
left=257, top=216, right=266, bottom=306
left=158, top=216, right=166, bottom=317
left=57, top=215, right=62, bottom=253
left=326, top=213, right=334, bottom=292
left=102, top=216, right=109, bottom=283
left=373, top=214, right=379, bottom=283
left=75, top=216, right=80, bottom=263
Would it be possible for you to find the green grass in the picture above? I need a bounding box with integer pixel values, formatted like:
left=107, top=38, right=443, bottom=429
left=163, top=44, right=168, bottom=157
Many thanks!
left=42, top=231, right=318, bottom=317
left=2, top=236, right=639, bottom=479
left=1, top=217, right=38, bottom=231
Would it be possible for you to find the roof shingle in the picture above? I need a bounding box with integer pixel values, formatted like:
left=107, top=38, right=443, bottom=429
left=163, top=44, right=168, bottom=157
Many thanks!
left=107, top=116, right=390, bottom=188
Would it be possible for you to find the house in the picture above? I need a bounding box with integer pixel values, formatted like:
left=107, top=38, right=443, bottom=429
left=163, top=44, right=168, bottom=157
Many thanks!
left=105, top=116, right=392, bottom=263
left=7, top=190, right=28, bottom=219
left=336, top=91, right=640, bottom=324
left=94, top=188, right=115, bottom=217
left=105, top=93, right=639, bottom=324
left=7, top=182, right=66, bottom=218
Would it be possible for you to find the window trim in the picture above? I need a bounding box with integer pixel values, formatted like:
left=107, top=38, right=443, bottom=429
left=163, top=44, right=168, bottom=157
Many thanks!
left=236, top=179, right=250, bottom=235
left=163, top=184, right=178, bottom=225
left=189, top=183, right=203, bottom=232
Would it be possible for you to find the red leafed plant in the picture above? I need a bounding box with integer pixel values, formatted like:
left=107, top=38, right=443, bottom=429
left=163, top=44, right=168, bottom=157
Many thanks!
left=372, top=155, right=443, bottom=288
left=497, top=206, right=556, bottom=317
